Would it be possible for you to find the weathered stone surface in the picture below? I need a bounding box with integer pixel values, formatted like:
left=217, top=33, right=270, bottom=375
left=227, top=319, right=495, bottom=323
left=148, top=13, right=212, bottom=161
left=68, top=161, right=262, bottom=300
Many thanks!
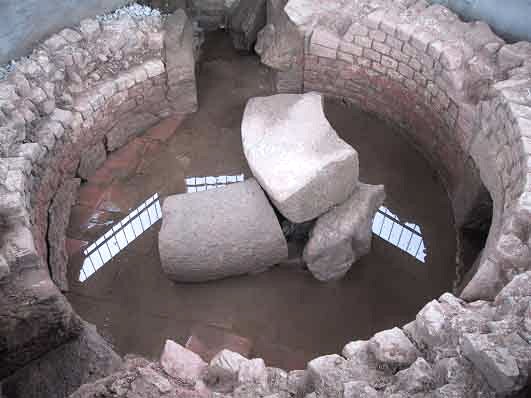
left=164, top=9, right=198, bottom=114
left=307, top=354, right=351, bottom=397
left=229, top=0, right=267, bottom=51
left=343, top=381, right=379, bottom=398
left=390, top=358, right=436, bottom=394
left=159, top=179, right=288, bottom=282
left=48, top=178, right=81, bottom=291
left=78, top=141, right=107, bottom=180
left=69, top=356, right=209, bottom=398
left=242, top=92, right=359, bottom=223
left=0, top=269, right=82, bottom=379
left=160, top=339, right=207, bottom=384
left=237, top=358, right=269, bottom=392
left=368, top=327, right=419, bottom=369
left=255, top=0, right=304, bottom=91
left=2, top=322, right=122, bottom=398
left=303, top=183, right=385, bottom=281
left=206, top=349, right=249, bottom=392
left=462, top=332, right=523, bottom=394
left=106, top=112, right=159, bottom=151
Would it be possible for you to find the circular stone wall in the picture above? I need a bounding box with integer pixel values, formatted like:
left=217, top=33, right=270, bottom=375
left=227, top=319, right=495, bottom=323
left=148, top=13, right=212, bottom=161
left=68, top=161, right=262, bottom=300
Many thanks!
left=1, top=1, right=531, bottom=397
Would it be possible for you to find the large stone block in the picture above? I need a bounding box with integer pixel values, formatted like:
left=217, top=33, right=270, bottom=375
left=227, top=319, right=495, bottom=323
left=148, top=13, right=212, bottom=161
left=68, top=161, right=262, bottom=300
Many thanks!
left=158, top=179, right=288, bottom=282
left=242, top=92, right=359, bottom=223
left=303, top=183, right=385, bottom=281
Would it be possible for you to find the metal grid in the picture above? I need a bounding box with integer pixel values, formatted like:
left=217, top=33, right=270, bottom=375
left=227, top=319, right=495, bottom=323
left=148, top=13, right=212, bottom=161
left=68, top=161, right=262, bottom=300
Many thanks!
left=372, top=206, right=426, bottom=262
left=79, top=193, right=162, bottom=282
left=185, top=174, right=244, bottom=192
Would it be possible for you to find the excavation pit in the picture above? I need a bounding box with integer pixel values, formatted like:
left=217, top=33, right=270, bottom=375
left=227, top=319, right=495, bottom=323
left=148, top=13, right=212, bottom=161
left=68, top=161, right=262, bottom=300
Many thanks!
left=1, top=1, right=531, bottom=397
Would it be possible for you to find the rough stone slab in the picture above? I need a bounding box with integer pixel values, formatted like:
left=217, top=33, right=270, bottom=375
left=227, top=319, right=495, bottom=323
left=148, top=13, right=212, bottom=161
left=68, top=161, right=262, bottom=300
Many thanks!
left=229, top=0, right=267, bottom=51
left=1, top=322, right=121, bottom=398
left=303, top=183, right=385, bottom=281
left=242, top=92, right=359, bottom=223
left=78, top=141, right=107, bottom=180
left=160, top=339, right=207, bottom=384
left=159, top=179, right=288, bottom=282
left=48, top=178, right=81, bottom=292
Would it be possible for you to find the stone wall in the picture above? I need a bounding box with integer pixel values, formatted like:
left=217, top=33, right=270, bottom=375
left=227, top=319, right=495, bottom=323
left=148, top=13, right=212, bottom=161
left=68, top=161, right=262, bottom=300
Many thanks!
left=0, top=0, right=131, bottom=64
left=0, top=4, right=197, bottom=393
left=257, top=0, right=531, bottom=303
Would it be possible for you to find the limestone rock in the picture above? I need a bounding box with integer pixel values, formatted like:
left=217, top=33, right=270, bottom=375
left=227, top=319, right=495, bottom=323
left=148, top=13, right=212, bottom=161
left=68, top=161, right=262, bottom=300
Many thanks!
left=307, top=354, right=352, bottom=398
left=229, top=0, right=267, bottom=51
left=160, top=339, right=207, bottom=384
left=343, top=381, right=379, bottom=398
left=391, top=358, right=436, bottom=394
left=238, top=358, right=268, bottom=389
left=48, top=178, right=81, bottom=291
left=342, top=340, right=372, bottom=365
left=0, top=254, right=9, bottom=280
left=462, top=332, right=523, bottom=394
left=303, top=183, right=385, bottom=281
left=206, top=349, right=249, bottom=392
left=159, top=179, right=288, bottom=282
left=368, top=327, right=419, bottom=369
left=1, top=322, right=122, bottom=398
left=242, top=92, right=359, bottom=223
left=78, top=141, right=107, bottom=179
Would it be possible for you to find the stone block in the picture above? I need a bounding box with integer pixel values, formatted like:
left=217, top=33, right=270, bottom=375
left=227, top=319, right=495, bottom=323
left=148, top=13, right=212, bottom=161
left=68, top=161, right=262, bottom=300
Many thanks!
left=78, top=141, right=107, bottom=180
left=159, top=179, right=288, bottom=282
left=207, top=349, right=249, bottom=392
left=242, top=92, right=359, bottom=223
left=229, top=0, right=267, bottom=51
left=303, top=183, right=384, bottom=281
left=160, top=339, right=207, bottom=384
left=368, top=327, right=419, bottom=368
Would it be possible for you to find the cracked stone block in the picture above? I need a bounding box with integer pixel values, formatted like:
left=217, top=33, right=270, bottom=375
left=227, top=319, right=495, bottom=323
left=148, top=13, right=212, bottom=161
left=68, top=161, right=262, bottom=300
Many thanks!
left=159, top=179, right=288, bottom=282
left=160, top=339, right=207, bottom=384
left=229, top=0, right=267, bottom=51
left=242, top=92, right=359, bottom=223
left=303, top=183, right=385, bottom=281
left=368, top=327, right=419, bottom=369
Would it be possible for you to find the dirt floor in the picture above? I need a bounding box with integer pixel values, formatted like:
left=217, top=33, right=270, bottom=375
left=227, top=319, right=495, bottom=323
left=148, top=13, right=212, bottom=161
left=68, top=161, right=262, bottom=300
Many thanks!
left=66, top=31, right=457, bottom=370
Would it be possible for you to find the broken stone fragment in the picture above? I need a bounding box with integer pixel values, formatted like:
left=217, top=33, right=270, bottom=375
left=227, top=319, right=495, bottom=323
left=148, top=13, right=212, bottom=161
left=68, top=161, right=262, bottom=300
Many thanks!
left=160, top=339, right=207, bottom=384
left=159, top=178, right=288, bottom=282
left=237, top=358, right=269, bottom=391
left=229, top=0, right=267, bottom=51
left=242, top=92, right=359, bottom=223
left=206, top=349, right=249, bottom=392
left=343, top=381, right=379, bottom=398
left=368, top=327, right=419, bottom=369
left=303, top=183, right=385, bottom=281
